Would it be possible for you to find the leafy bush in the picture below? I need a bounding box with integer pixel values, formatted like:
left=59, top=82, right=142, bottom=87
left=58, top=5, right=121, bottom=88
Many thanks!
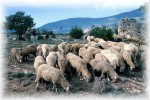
left=89, top=26, right=113, bottom=41
left=69, top=26, right=84, bottom=39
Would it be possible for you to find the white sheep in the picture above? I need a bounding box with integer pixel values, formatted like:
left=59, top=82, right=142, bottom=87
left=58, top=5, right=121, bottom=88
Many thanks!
left=42, top=44, right=50, bottom=58
left=46, top=51, right=57, bottom=67
left=121, top=50, right=135, bottom=71
left=34, top=56, right=46, bottom=74
left=90, top=59, right=118, bottom=82
left=56, top=51, right=67, bottom=74
left=36, top=64, right=71, bottom=92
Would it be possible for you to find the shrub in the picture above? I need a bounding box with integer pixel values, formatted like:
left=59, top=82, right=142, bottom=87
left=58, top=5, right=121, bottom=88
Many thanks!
left=69, top=26, right=84, bottom=39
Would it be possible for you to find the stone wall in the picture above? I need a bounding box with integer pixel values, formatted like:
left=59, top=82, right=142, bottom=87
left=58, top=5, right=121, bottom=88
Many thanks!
left=118, top=18, right=143, bottom=37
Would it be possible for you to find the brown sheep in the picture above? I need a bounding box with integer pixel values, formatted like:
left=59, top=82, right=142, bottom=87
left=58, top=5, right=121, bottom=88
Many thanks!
left=58, top=42, right=68, bottom=55
left=79, top=47, right=94, bottom=64
left=36, top=64, right=71, bottom=92
left=10, top=48, right=22, bottom=65
left=46, top=51, right=57, bottom=67
left=21, top=44, right=37, bottom=61
left=66, top=53, right=92, bottom=82
left=90, top=59, right=118, bottom=82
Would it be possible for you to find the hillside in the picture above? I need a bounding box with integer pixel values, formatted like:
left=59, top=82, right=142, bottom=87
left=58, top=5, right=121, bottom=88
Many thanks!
left=38, top=9, right=143, bottom=34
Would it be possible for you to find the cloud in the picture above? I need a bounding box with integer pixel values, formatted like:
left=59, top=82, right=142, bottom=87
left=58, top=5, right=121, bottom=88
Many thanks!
left=1, top=0, right=149, bottom=9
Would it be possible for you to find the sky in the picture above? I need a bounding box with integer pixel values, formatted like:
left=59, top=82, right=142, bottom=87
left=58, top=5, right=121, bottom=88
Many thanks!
left=0, top=0, right=149, bottom=28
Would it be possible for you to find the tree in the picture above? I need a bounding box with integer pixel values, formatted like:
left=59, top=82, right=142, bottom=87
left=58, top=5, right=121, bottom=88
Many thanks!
left=5, top=11, right=35, bottom=40
left=69, top=25, right=83, bottom=39
left=89, top=26, right=113, bottom=41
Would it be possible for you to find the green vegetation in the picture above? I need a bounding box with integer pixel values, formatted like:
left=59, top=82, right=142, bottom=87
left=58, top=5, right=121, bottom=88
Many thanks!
left=89, top=26, right=113, bottom=41
left=69, top=25, right=84, bottom=39
left=5, top=11, right=35, bottom=40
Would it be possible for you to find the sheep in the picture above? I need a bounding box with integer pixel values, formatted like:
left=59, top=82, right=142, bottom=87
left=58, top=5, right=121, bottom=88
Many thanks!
left=95, top=53, right=108, bottom=62
left=123, top=43, right=138, bottom=66
left=113, top=34, right=125, bottom=41
left=79, top=47, right=94, bottom=64
left=140, top=52, right=147, bottom=62
left=107, top=48, right=126, bottom=70
left=36, top=64, right=71, bottom=92
left=58, top=42, right=68, bottom=55
left=34, top=56, right=46, bottom=74
left=71, top=43, right=84, bottom=55
left=37, top=44, right=43, bottom=56
left=66, top=53, right=92, bottom=82
left=21, top=44, right=37, bottom=61
left=86, top=36, right=95, bottom=43
left=10, top=48, right=22, bottom=65
left=64, top=44, right=73, bottom=54
left=90, top=59, right=118, bottom=82
left=42, top=44, right=50, bottom=59
left=139, top=45, right=148, bottom=52
left=87, top=46, right=102, bottom=55
left=109, top=45, right=122, bottom=52
left=46, top=51, right=57, bottom=67
left=121, top=50, right=135, bottom=71
left=49, top=45, right=58, bottom=52
left=56, top=51, right=67, bottom=74
left=101, top=50, right=125, bottom=72
left=87, top=41, right=100, bottom=48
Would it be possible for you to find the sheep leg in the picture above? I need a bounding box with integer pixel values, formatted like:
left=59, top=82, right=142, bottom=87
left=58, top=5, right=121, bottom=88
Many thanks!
left=107, top=74, right=110, bottom=82
left=99, top=70, right=105, bottom=80
left=35, top=76, right=40, bottom=90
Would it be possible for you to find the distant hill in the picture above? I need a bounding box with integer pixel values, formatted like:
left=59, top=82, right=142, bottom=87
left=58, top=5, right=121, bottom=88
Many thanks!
left=38, top=8, right=143, bottom=34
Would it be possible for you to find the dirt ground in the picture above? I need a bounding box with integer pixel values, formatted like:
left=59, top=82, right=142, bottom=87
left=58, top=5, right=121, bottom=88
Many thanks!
left=3, top=35, right=148, bottom=98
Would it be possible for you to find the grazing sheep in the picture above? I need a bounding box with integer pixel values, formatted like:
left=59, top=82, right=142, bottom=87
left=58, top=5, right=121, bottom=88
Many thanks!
left=121, top=50, right=135, bottom=71
left=56, top=51, right=67, bottom=74
left=90, top=59, right=118, bottom=82
left=10, top=48, right=22, bottom=65
left=101, top=50, right=125, bottom=72
left=123, top=43, right=138, bottom=66
left=34, top=56, right=46, bottom=73
left=42, top=44, right=50, bottom=59
left=37, top=44, right=43, bottom=56
left=87, top=46, right=102, bottom=55
left=66, top=53, right=92, bottom=82
left=21, top=45, right=37, bottom=61
left=46, top=52, right=57, bottom=67
left=79, top=47, right=94, bottom=64
left=36, top=64, right=71, bottom=92
left=95, top=53, right=108, bottom=62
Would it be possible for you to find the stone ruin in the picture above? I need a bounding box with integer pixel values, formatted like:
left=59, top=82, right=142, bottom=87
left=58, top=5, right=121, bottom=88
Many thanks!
left=118, top=18, right=144, bottom=38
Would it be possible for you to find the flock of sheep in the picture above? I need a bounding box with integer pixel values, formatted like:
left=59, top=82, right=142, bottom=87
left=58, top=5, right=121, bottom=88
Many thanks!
left=9, top=35, right=148, bottom=93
